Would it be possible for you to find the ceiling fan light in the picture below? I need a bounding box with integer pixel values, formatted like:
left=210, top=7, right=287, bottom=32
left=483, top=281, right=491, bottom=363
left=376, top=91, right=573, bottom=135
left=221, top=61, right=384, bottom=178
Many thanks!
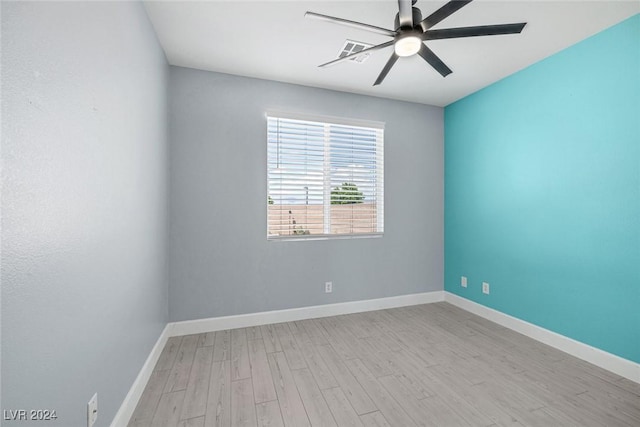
left=394, top=35, right=421, bottom=57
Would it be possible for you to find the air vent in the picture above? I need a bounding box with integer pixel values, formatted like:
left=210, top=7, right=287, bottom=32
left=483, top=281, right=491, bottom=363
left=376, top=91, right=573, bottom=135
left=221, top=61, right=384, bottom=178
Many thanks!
left=337, top=40, right=373, bottom=63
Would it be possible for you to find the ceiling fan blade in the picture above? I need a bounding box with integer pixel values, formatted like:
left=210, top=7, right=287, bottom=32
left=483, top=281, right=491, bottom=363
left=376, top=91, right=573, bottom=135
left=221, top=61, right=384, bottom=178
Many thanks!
left=319, top=40, right=394, bottom=68
left=420, top=0, right=473, bottom=31
left=423, top=23, right=526, bottom=40
left=374, top=53, right=399, bottom=86
left=397, top=0, right=414, bottom=28
left=305, top=12, right=396, bottom=37
left=418, top=43, right=452, bottom=77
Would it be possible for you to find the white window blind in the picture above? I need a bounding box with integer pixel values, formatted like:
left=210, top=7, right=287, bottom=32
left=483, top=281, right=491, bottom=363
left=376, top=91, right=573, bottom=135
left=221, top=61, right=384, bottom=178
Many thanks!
left=267, top=113, right=384, bottom=240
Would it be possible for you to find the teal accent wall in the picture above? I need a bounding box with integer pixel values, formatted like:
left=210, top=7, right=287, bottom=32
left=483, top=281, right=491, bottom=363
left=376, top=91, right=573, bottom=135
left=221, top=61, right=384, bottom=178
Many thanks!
left=445, top=15, right=640, bottom=363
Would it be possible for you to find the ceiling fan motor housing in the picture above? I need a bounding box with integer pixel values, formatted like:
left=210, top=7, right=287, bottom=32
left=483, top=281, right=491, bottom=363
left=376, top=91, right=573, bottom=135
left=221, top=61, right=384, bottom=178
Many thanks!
left=394, top=7, right=423, bottom=30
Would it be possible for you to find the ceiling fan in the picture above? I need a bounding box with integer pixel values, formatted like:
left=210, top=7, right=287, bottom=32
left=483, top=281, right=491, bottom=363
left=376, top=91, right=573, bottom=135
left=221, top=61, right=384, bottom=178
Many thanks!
left=305, top=0, right=527, bottom=86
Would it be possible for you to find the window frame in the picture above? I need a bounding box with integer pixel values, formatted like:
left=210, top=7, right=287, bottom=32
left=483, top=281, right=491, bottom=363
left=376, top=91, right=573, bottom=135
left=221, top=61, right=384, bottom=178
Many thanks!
left=266, top=111, right=384, bottom=241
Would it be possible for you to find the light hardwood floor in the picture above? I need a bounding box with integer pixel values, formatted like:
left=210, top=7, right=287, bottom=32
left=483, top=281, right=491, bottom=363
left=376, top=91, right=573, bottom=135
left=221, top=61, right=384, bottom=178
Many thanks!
left=128, top=302, right=640, bottom=427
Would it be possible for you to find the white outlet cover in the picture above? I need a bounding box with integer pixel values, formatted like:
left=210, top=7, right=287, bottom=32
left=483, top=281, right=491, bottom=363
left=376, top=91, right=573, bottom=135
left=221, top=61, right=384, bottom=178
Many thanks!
left=88, top=393, right=98, bottom=427
left=325, top=281, right=332, bottom=293
left=461, top=276, right=467, bottom=287
left=482, top=282, right=490, bottom=294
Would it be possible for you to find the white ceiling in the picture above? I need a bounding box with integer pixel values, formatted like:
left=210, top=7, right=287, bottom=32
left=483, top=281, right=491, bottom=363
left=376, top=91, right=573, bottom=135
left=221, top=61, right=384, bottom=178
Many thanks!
left=144, top=1, right=639, bottom=106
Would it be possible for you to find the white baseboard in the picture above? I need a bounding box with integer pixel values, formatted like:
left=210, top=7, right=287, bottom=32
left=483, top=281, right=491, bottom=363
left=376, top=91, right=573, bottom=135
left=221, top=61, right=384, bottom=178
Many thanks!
left=444, top=292, right=640, bottom=384
left=110, top=324, right=170, bottom=427
left=168, top=291, right=444, bottom=337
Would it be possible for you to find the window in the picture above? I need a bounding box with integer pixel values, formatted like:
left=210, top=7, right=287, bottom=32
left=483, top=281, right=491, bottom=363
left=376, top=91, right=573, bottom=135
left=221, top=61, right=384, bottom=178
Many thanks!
left=267, top=113, right=384, bottom=240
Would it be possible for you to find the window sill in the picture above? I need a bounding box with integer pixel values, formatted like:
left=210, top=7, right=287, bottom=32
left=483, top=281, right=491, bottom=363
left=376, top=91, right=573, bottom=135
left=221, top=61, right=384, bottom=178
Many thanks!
left=267, top=232, right=383, bottom=242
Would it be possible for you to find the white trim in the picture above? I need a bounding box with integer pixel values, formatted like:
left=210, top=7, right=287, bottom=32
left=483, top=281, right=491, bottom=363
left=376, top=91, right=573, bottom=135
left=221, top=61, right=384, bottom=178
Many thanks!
left=444, top=292, right=640, bottom=384
left=268, top=232, right=383, bottom=242
left=265, top=110, right=385, bottom=130
left=168, top=291, right=444, bottom=337
left=110, top=324, right=170, bottom=427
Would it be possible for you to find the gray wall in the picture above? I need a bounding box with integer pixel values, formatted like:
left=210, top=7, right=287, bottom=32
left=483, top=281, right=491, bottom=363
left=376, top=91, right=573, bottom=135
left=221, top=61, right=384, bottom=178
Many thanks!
left=1, top=2, right=168, bottom=426
left=169, top=67, right=444, bottom=322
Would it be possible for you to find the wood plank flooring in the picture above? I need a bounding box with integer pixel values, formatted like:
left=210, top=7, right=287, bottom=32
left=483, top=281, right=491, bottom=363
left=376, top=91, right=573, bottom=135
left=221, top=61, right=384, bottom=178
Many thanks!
left=128, top=302, right=640, bottom=427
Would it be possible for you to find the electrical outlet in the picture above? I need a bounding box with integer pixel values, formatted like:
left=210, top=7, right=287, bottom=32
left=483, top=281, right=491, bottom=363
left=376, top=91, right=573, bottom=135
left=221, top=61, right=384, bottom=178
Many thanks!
left=325, top=281, right=333, bottom=293
left=482, top=282, right=490, bottom=295
left=461, top=276, right=467, bottom=288
left=87, top=393, right=98, bottom=427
